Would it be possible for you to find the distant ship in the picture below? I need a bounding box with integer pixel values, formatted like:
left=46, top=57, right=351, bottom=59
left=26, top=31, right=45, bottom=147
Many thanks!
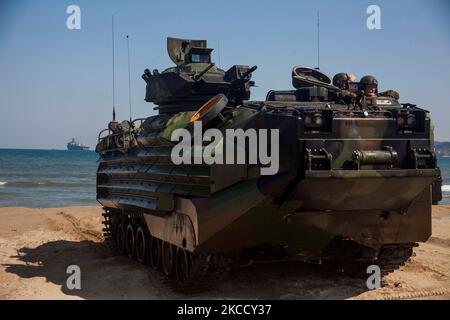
left=67, top=138, right=89, bottom=151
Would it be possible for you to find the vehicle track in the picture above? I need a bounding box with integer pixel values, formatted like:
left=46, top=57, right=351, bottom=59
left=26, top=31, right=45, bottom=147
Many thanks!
left=57, top=212, right=104, bottom=242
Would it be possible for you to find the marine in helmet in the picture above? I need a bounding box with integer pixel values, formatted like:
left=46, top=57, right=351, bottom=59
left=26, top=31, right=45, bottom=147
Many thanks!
left=333, top=72, right=356, bottom=89
left=360, top=75, right=378, bottom=97
left=332, top=72, right=358, bottom=103
left=360, top=75, right=400, bottom=100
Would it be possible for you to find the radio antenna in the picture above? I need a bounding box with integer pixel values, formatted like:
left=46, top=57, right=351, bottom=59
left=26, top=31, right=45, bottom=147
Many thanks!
left=217, top=41, right=221, bottom=68
left=111, top=15, right=116, bottom=121
left=126, top=35, right=132, bottom=122
left=317, top=10, right=320, bottom=69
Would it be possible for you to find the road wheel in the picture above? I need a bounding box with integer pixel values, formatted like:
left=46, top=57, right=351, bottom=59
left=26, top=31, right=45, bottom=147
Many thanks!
left=161, top=241, right=175, bottom=277
left=135, top=226, right=147, bottom=264
left=175, top=247, right=192, bottom=287
left=116, top=223, right=126, bottom=255
left=150, top=236, right=162, bottom=270
left=125, top=224, right=136, bottom=259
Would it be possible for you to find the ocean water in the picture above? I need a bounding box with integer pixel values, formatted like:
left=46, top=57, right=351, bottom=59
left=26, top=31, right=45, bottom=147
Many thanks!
left=0, top=149, right=98, bottom=207
left=438, top=156, right=450, bottom=204
left=0, top=149, right=449, bottom=208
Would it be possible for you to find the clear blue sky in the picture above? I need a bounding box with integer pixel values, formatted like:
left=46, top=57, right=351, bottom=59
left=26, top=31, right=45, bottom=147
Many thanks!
left=0, top=0, right=449, bottom=149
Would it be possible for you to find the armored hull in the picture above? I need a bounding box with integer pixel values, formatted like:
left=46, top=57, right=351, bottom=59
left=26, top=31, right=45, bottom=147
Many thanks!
left=96, top=38, right=440, bottom=290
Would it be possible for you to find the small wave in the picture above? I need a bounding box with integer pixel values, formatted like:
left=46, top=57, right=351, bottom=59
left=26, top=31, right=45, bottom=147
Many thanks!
left=70, top=198, right=97, bottom=203
left=0, top=181, right=95, bottom=188
left=442, top=185, right=450, bottom=192
left=0, top=181, right=6, bottom=186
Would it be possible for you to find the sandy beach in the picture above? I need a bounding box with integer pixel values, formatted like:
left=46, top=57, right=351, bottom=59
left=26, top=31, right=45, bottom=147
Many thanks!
left=0, top=205, right=449, bottom=300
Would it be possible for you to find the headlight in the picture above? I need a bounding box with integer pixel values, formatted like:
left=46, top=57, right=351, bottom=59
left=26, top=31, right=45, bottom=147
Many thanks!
left=397, top=113, right=416, bottom=130
left=304, top=115, right=312, bottom=126
left=312, top=113, right=324, bottom=127
left=304, top=112, right=325, bottom=128
left=406, top=114, right=416, bottom=128
left=301, top=110, right=332, bottom=133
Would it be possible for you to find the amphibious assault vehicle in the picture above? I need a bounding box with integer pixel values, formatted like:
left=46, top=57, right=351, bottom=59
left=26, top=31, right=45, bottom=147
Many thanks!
left=96, top=37, right=441, bottom=291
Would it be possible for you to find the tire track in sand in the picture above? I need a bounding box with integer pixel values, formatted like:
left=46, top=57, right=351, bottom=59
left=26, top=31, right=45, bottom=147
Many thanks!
left=56, top=212, right=104, bottom=242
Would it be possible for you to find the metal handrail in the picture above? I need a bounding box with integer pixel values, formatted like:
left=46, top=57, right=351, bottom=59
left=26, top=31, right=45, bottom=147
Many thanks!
left=97, top=129, right=127, bottom=154
left=99, top=131, right=125, bottom=142
left=98, top=128, right=111, bottom=142
left=97, top=118, right=146, bottom=153
left=132, top=118, right=147, bottom=127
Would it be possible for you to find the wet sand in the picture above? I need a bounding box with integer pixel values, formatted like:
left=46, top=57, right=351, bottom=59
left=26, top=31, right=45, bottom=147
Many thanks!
left=0, top=205, right=449, bottom=300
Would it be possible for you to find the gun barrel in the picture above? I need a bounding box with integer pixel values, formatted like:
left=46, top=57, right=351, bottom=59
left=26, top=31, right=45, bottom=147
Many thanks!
left=241, top=65, right=257, bottom=78
left=193, top=63, right=215, bottom=81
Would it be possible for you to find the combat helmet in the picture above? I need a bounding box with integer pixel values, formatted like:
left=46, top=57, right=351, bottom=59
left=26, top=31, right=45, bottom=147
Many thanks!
left=333, top=73, right=352, bottom=88
left=360, top=75, right=378, bottom=86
